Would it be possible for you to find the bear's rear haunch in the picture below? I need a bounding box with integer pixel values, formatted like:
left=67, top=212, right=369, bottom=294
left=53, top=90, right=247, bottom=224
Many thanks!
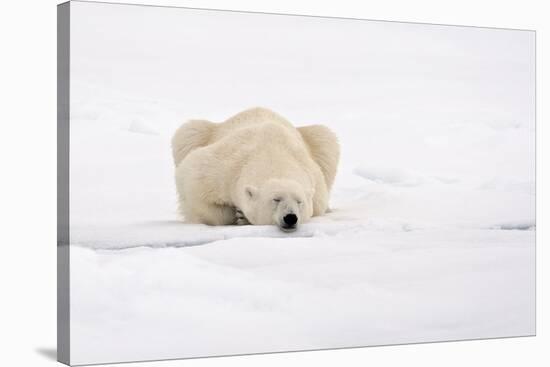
left=171, top=107, right=340, bottom=232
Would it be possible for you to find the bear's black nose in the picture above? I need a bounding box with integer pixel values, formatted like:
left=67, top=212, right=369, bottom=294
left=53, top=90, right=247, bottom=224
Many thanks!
left=283, top=213, right=298, bottom=226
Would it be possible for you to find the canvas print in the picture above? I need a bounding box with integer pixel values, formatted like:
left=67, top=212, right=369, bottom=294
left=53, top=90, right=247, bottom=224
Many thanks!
left=57, top=1, right=535, bottom=365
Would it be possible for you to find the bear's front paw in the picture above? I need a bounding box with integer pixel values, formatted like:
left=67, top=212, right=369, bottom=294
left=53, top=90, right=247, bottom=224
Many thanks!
left=235, top=208, right=250, bottom=225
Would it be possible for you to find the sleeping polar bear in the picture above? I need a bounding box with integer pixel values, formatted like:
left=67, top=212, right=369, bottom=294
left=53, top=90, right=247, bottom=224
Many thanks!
left=171, top=107, right=339, bottom=232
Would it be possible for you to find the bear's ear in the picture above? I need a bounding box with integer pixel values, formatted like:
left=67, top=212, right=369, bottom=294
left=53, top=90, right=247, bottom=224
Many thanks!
left=245, top=186, right=258, bottom=200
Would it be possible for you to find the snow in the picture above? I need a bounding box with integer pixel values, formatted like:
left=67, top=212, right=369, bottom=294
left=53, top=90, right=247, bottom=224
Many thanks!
left=71, top=230, right=534, bottom=364
left=127, top=119, right=159, bottom=135
left=67, top=1, right=535, bottom=365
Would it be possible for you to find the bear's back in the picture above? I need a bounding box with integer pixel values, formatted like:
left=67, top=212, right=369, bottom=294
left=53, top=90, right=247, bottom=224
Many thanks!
left=210, top=107, right=297, bottom=144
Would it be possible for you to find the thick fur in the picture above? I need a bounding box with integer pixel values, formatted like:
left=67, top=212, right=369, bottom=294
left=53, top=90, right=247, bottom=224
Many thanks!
left=172, top=107, right=340, bottom=226
left=171, top=119, right=215, bottom=166
left=297, top=125, right=340, bottom=191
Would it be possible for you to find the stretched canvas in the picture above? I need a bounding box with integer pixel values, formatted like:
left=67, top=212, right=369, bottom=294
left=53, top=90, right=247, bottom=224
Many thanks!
left=57, top=1, right=536, bottom=365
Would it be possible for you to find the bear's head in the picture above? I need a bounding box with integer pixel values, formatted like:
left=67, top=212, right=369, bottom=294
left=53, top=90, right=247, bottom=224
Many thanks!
left=242, top=178, right=314, bottom=232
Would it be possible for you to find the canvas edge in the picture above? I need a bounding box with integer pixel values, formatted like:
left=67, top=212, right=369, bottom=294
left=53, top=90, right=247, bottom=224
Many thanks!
left=70, top=0, right=535, bottom=32
left=57, top=1, right=71, bottom=365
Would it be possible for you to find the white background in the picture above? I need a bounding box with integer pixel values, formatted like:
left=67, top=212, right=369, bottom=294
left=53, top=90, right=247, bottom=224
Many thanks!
left=0, top=0, right=546, bottom=366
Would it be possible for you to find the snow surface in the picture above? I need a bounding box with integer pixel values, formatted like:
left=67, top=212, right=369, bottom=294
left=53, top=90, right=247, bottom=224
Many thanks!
left=68, top=2, right=535, bottom=365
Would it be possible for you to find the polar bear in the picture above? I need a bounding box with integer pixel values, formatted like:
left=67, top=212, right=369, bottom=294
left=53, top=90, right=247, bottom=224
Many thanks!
left=171, top=107, right=339, bottom=232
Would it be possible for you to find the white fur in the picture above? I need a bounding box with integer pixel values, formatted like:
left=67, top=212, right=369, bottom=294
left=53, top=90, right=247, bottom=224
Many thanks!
left=172, top=107, right=339, bottom=228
